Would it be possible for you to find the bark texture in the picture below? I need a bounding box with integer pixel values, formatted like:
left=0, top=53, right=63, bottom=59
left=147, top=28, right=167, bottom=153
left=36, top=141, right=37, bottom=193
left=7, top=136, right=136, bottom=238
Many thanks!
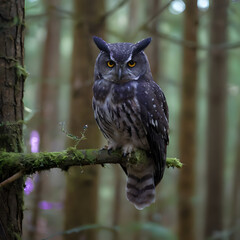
left=178, top=1, right=198, bottom=240
left=205, top=0, right=228, bottom=237
left=64, top=1, right=105, bottom=239
left=0, top=0, right=25, bottom=239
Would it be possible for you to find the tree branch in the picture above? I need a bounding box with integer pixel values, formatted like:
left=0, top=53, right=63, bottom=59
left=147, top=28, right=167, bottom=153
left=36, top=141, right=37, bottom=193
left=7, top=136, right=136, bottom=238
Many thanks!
left=0, top=148, right=181, bottom=187
left=132, top=0, right=174, bottom=37
left=145, top=27, right=240, bottom=51
left=0, top=171, right=23, bottom=187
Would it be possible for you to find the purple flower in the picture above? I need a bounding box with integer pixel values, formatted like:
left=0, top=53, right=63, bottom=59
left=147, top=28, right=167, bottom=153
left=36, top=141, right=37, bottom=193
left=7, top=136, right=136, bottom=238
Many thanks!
left=30, top=130, right=40, bottom=153
left=38, top=201, right=63, bottom=210
left=24, top=178, right=34, bottom=195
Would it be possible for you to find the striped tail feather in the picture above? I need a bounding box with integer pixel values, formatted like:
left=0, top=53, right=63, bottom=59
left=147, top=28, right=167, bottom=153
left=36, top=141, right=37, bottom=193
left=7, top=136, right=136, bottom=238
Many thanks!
left=126, top=162, right=155, bottom=210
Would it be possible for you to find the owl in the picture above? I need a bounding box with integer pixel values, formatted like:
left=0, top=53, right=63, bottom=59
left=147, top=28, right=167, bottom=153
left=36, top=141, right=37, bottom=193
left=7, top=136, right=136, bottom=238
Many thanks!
left=92, top=37, right=169, bottom=210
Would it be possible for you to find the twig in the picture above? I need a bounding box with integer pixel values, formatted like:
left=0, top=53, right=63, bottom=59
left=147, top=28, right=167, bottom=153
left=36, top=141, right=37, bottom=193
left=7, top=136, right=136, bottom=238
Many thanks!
left=0, top=171, right=23, bottom=187
left=146, top=27, right=240, bottom=51
left=100, top=0, right=129, bottom=23
left=138, top=0, right=174, bottom=31
left=130, top=0, right=174, bottom=40
left=59, top=122, right=88, bottom=147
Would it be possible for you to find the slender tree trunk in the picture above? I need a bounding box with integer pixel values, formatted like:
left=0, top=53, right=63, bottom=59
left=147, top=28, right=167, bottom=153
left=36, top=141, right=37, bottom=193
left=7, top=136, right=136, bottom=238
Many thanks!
left=39, top=0, right=61, bottom=152
left=126, top=0, right=138, bottom=37
left=204, top=0, right=228, bottom=238
left=230, top=117, right=240, bottom=240
left=178, top=1, right=198, bottom=240
left=0, top=0, right=25, bottom=239
left=28, top=0, right=61, bottom=239
left=146, top=0, right=161, bottom=81
left=64, top=1, right=105, bottom=239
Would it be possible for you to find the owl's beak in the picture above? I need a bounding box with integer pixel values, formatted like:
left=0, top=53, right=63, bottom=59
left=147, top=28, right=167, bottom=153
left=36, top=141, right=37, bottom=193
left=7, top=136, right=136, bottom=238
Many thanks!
left=117, top=67, right=122, bottom=81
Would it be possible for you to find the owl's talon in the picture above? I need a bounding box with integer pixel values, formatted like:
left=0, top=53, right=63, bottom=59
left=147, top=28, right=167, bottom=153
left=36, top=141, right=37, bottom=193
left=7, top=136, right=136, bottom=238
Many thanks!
left=122, top=152, right=132, bottom=161
left=100, top=145, right=108, bottom=151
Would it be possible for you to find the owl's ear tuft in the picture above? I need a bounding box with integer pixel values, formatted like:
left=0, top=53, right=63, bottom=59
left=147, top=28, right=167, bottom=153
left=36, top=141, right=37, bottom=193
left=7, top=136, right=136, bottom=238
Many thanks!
left=93, top=36, right=110, bottom=54
left=133, top=37, right=152, bottom=55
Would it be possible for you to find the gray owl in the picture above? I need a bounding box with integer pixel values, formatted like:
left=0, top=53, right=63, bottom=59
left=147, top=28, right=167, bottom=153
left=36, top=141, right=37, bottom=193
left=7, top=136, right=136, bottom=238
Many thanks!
left=92, top=37, right=169, bottom=210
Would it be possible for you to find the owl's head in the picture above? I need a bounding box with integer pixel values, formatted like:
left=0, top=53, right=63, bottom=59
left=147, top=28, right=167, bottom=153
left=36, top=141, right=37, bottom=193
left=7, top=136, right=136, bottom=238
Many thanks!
left=93, top=37, right=152, bottom=83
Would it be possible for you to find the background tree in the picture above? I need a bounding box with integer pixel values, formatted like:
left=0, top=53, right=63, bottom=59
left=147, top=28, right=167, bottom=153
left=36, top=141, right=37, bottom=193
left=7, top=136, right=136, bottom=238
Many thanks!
left=64, top=0, right=105, bottom=239
left=146, top=0, right=161, bottom=81
left=178, top=1, right=198, bottom=240
left=230, top=115, right=240, bottom=240
left=0, top=0, right=25, bottom=239
left=27, top=0, right=62, bottom=239
left=205, top=0, right=228, bottom=237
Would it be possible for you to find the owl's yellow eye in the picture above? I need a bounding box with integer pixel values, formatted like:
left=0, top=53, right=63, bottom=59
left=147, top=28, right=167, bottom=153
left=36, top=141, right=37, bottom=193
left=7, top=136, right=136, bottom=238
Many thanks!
left=107, top=60, right=115, bottom=68
left=127, top=60, right=136, bottom=68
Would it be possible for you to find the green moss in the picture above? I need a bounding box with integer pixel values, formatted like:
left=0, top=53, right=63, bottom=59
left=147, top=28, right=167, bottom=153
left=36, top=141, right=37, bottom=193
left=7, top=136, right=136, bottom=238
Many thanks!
left=15, top=62, right=29, bottom=79
left=133, top=149, right=148, bottom=164
left=0, top=149, right=182, bottom=181
left=0, top=152, right=21, bottom=180
left=0, top=120, right=26, bottom=127
left=84, top=149, right=97, bottom=163
left=0, top=121, right=25, bottom=153
left=166, top=158, right=183, bottom=168
left=13, top=232, right=22, bottom=240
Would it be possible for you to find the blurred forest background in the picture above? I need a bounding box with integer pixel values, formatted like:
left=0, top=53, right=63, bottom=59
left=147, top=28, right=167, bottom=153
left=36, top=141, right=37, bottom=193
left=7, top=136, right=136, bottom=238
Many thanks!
left=21, top=0, right=240, bottom=240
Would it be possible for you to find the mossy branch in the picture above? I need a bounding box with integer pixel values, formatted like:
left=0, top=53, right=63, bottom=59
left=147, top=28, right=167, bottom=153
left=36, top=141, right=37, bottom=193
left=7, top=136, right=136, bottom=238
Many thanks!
left=0, top=148, right=182, bottom=187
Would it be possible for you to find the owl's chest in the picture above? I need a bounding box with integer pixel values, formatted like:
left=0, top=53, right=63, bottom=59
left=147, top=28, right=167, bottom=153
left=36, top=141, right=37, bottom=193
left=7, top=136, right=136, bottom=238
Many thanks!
left=93, top=79, right=136, bottom=103
left=93, top=81, right=147, bottom=148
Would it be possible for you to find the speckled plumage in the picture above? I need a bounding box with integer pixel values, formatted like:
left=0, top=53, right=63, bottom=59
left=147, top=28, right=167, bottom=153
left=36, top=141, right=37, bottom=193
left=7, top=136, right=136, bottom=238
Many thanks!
left=92, top=37, right=169, bottom=210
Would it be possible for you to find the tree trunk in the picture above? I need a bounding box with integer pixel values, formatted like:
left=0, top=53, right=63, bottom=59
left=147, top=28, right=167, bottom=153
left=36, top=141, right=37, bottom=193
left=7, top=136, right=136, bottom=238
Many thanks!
left=230, top=117, right=240, bottom=240
left=39, top=0, right=61, bottom=152
left=64, top=1, right=105, bottom=239
left=0, top=0, right=25, bottom=239
left=28, top=0, right=61, bottom=239
left=146, top=0, right=161, bottom=81
left=126, top=0, right=138, bottom=37
left=204, top=0, right=228, bottom=238
left=178, top=1, right=198, bottom=240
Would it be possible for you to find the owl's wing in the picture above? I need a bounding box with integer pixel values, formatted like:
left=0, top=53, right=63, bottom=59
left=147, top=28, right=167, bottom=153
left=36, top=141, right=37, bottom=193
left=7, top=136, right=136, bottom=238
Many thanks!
left=136, top=77, right=169, bottom=185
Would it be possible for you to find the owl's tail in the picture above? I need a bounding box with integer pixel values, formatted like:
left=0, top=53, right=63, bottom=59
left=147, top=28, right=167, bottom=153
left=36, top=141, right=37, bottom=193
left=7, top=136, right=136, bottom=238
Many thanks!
left=126, top=162, right=155, bottom=210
